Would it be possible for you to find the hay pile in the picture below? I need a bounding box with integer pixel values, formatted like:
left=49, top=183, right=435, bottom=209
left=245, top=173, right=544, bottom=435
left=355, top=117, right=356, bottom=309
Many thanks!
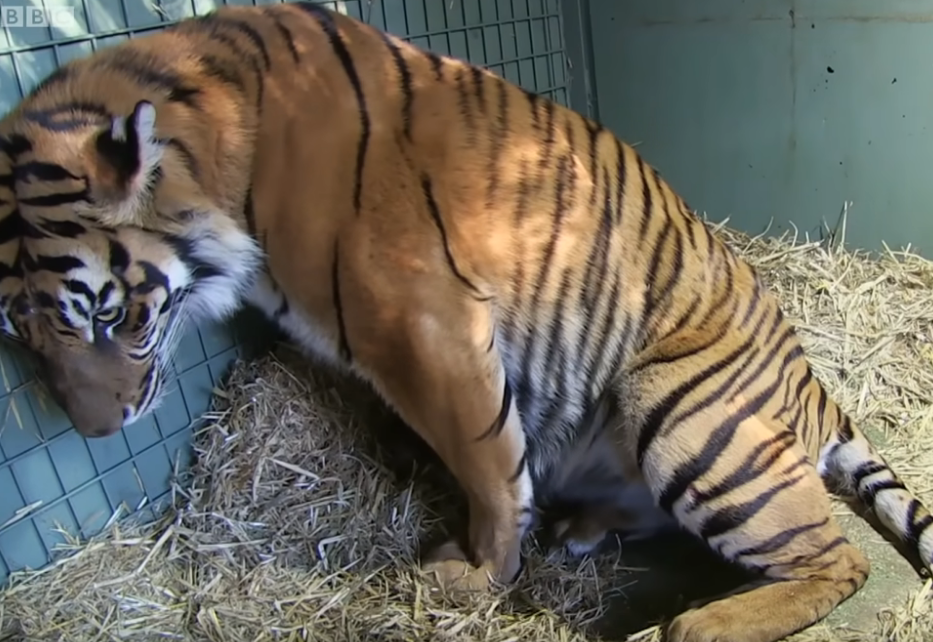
left=3, top=215, right=933, bottom=642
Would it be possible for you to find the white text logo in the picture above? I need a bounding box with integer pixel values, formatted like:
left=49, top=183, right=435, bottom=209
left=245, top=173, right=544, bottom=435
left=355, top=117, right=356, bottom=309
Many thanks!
left=1, top=5, right=77, bottom=28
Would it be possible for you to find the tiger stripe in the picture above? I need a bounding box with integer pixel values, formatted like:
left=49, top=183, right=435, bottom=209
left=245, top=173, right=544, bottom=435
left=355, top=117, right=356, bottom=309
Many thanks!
left=297, top=3, right=370, bottom=215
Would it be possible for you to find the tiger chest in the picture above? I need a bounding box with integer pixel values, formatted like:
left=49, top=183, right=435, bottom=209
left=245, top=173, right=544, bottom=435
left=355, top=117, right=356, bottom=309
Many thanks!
left=245, top=270, right=345, bottom=368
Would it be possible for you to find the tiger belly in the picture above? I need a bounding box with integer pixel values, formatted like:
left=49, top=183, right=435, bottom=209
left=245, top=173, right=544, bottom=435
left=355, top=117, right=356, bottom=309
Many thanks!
left=497, top=324, right=679, bottom=544
left=497, top=329, right=607, bottom=481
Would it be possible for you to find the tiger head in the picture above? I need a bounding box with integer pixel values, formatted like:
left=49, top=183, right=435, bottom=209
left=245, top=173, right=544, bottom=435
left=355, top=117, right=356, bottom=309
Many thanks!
left=0, top=91, right=262, bottom=438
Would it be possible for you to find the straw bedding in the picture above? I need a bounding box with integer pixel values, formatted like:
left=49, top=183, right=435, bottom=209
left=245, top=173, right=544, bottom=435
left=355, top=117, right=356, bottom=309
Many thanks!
left=2, top=214, right=933, bottom=642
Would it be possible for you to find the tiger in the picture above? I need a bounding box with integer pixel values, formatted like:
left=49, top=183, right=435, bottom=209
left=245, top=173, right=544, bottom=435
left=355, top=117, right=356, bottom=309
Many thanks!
left=0, top=3, right=930, bottom=641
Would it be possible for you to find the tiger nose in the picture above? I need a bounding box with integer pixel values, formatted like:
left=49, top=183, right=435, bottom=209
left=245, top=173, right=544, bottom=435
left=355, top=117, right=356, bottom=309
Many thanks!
left=85, top=424, right=123, bottom=438
left=67, top=401, right=125, bottom=438
left=43, top=372, right=125, bottom=438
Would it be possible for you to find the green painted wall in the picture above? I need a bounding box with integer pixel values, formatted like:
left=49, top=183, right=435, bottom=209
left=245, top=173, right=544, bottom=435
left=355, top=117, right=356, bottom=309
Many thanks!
left=586, top=0, right=933, bottom=255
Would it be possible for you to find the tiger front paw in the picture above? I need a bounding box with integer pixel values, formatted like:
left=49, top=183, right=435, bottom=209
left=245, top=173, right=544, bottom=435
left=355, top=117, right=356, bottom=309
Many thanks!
left=421, top=540, right=493, bottom=593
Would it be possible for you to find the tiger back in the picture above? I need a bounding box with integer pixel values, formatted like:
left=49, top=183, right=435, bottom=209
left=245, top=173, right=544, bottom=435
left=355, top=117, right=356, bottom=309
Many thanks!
left=0, top=4, right=931, bottom=642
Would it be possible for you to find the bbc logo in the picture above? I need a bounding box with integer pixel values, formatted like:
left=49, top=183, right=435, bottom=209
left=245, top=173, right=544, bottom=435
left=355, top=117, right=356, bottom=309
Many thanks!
left=1, top=5, right=77, bottom=28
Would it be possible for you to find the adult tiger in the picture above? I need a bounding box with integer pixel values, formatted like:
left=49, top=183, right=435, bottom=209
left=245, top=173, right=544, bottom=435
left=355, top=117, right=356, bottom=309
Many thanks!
left=0, top=3, right=930, bottom=641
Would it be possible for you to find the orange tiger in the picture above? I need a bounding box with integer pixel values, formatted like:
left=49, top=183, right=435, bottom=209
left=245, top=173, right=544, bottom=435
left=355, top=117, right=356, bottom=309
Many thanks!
left=0, top=4, right=930, bottom=641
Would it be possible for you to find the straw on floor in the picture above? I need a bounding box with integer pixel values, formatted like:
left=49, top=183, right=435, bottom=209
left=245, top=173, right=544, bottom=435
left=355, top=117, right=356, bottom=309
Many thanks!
left=2, top=211, right=933, bottom=642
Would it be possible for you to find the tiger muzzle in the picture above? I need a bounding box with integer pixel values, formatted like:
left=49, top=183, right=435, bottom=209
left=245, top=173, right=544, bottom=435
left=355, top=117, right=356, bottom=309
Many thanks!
left=39, top=352, right=130, bottom=438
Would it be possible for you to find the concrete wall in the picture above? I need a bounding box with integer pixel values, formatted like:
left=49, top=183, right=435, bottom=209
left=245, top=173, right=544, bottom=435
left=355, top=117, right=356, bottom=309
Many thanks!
left=587, top=0, right=933, bottom=255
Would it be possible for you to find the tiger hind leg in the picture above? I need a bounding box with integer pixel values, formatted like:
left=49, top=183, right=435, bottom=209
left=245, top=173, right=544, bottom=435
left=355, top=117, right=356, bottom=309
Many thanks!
left=631, top=379, right=870, bottom=642
left=657, top=425, right=868, bottom=642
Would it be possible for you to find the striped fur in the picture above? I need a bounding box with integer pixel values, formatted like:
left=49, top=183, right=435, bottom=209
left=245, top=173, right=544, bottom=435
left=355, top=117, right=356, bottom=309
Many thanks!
left=0, top=4, right=931, bottom=640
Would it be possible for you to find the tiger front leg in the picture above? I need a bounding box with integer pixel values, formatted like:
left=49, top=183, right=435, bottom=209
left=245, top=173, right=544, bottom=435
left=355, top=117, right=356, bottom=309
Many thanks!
left=356, top=295, right=532, bottom=593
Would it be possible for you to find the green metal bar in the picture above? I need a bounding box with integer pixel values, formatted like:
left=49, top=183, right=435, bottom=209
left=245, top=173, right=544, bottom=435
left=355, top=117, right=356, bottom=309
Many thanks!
left=557, top=0, right=594, bottom=117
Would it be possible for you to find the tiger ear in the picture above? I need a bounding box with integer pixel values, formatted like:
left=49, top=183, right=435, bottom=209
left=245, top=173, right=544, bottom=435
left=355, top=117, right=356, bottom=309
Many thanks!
left=91, top=100, right=164, bottom=225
